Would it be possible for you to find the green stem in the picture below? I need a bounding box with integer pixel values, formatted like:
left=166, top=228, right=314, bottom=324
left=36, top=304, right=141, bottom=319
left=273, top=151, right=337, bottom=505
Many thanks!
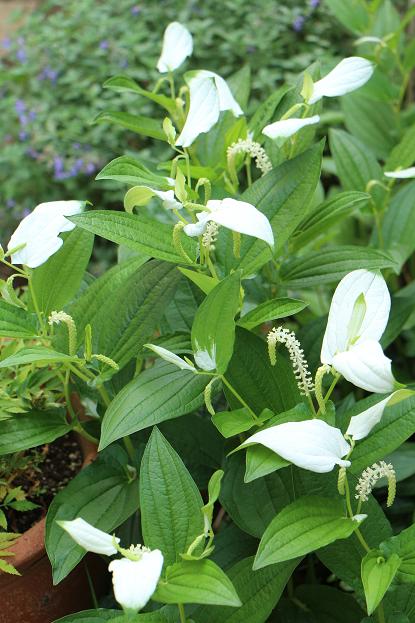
left=344, top=475, right=371, bottom=553
left=221, top=375, right=260, bottom=423
left=316, top=372, right=340, bottom=417
left=28, top=275, right=46, bottom=333
left=245, top=157, right=252, bottom=187
left=377, top=602, right=386, bottom=623
left=123, top=436, right=136, bottom=463
left=168, top=71, right=176, bottom=100
left=0, top=257, right=26, bottom=276
left=178, top=603, right=186, bottom=623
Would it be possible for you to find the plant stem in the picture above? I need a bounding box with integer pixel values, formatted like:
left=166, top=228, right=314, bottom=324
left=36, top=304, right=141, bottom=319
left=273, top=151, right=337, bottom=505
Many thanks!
left=344, top=475, right=371, bottom=553
left=28, top=275, right=46, bottom=333
left=221, top=375, right=260, bottom=423
left=178, top=603, right=186, bottom=623
left=377, top=602, right=386, bottom=623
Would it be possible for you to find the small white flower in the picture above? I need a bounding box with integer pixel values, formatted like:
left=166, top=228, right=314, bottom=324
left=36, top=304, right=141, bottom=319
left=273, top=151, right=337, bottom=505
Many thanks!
left=145, top=344, right=196, bottom=372
left=243, top=419, right=351, bottom=473
left=157, top=22, right=193, bottom=73
left=194, top=342, right=217, bottom=371
left=355, top=461, right=396, bottom=506
left=7, top=200, right=84, bottom=268
left=124, top=185, right=182, bottom=212
left=384, top=167, right=415, bottom=179
left=109, top=550, right=164, bottom=612
left=176, top=70, right=243, bottom=147
left=58, top=518, right=119, bottom=556
left=183, top=198, right=274, bottom=248
left=321, top=270, right=395, bottom=393
left=308, top=57, right=374, bottom=105
left=262, top=115, right=320, bottom=139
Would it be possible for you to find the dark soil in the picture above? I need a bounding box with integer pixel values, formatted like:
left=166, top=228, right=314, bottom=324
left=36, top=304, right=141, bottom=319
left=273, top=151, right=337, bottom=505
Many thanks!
left=6, top=434, right=82, bottom=533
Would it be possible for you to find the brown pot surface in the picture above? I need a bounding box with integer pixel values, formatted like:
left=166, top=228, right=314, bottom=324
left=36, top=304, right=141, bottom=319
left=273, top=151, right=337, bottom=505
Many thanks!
left=0, top=434, right=108, bottom=623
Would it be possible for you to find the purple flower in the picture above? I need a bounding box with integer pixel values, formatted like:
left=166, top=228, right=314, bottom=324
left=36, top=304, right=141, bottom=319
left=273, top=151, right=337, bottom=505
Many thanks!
left=26, top=147, right=40, bottom=159
left=2, top=37, right=11, bottom=50
left=6, top=199, right=16, bottom=208
left=18, top=113, right=28, bottom=127
left=310, top=0, right=320, bottom=7
left=131, top=5, right=141, bottom=15
left=85, top=161, right=97, bottom=174
left=15, top=99, right=26, bottom=114
left=53, top=155, right=65, bottom=176
left=99, top=40, right=109, bottom=50
left=19, top=130, right=28, bottom=141
left=38, top=66, right=58, bottom=83
left=16, top=47, right=27, bottom=63
left=293, top=16, right=305, bottom=32
left=28, top=110, right=37, bottom=121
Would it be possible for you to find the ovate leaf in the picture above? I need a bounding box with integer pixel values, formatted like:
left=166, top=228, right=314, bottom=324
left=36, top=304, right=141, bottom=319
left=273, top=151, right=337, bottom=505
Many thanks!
left=362, top=550, right=401, bottom=615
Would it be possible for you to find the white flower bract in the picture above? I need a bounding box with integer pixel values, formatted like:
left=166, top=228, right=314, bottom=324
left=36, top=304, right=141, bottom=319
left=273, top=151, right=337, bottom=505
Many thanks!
left=157, top=22, right=193, bottom=73
left=262, top=115, right=320, bottom=139
left=145, top=344, right=196, bottom=372
left=384, top=167, right=415, bottom=179
left=109, top=549, right=164, bottom=612
left=7, top=200, right=84, bottom=268
left=308, top=57, right=374, bottom=104
left=58, top=518, right=119, bottom=556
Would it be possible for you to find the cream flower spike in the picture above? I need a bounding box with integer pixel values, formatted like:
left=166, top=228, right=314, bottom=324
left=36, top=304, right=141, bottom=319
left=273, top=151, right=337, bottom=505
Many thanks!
left=384, top=167, right=415, bottom=179
left=183, top=198, right=274, bottom=249
left=176, top=70, right=243, bottom=147
left=157, top=22, right=193, bottom=73
left=59, top=518, right=163, bottom=614
left=321, top=269, right=395, bottom=393
left=308, top=57, right=374, bottom=105
left=262, top=115, right=320, bottom=139
left=243, top=419, right=351, bottom=474
left=7, top=200, right=84, bottom=268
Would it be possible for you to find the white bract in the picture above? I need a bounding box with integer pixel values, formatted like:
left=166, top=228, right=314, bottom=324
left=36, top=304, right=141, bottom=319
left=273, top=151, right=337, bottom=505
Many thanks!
left=176, top=71, right=243, bottom=147
left=124, top=184, right=182, bottom=212
left=308, top=57, right=374, bottom=105
left=59, top=518, right=163, bottom=613
left=321, top=270, right=395, bottom=393
left=183, top=198, right=274, bottom=248
left=346, top=389, right=413, bottom=441
left=145, top=344, right=195, bottom=372
left=194, top=342, right=217, bottom=371
left=7, top=200, right=84, bottom=268
left=157, top=22, right=193, bottom=73
left=262, top=115, right=320, bottom=139
left=243, top=419, right=351, bottom=473
left=384, top=167, right=415, bottom=179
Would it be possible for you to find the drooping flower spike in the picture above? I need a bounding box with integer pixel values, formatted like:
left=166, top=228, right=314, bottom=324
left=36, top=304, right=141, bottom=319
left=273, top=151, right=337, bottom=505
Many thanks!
left=183, top=198, right=274, bottom=249
left=157, top=22, right=193, bottom=73
left=321, top=269, right=396, bottom=393
left=7, top=200, right=84, bottom=268
left=59, top=518, right=163, bottom=614
left=308, top=57, right=374, bottom=105
left=176, top=71, right=243, bottom=147
left=243, top=419, right=351, bottom=474
left=262, top=115, right=320, bottom=139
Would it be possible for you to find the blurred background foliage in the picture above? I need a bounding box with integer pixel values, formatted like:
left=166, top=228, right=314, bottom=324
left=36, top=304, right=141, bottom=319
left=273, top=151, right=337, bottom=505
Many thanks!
left=0, top=0, right=349, bottom=254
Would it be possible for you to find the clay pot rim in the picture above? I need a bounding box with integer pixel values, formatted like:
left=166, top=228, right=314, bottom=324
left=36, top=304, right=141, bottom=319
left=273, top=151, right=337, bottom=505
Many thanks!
left=2, top=433, right=97, bottom=575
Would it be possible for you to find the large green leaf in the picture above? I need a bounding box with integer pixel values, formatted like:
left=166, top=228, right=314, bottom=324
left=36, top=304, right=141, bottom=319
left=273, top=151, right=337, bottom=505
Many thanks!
left=382, top=181, right=415, bottom=270
left=100, top=362, right=209, bottom=449
left=381, top=523, right=415, bottom=584
left=254, top=496, right=362, bottom=569
left=295, top=584, right=365, bottom=622
left=191, top=271, right=241, bottom=374
left=194, top=556, right=298, bottom=623
left=140, top=428, right=204, bottom=566
left=385, top=123, right=415, bottom=171
left=103, top=75, right=176, bottom=114
left=324, top=0, right=369, bottom=33
left=53, top=612, right=123, bottom=623
left=31, top=228, right=94, bottom=316
left=0, top=410, right=71, bottom=455
left=281, top=246, right=396, bottom=288
left=0, top=346, right=77, bottom=368
left=154, top=559, right=241, bottom=606
left=46, top=449, right=140, bottom=584
left=94, top=111, right=166, bottom=141
left=0, top=300, right=37, bottom=338
left=96, top=155, right=171, bottom=188
left=248, top=86, right=293, bottom=140
left=361, top=550, right=401, bottom=615
left=228, top=142, right=323, bottom=275
left=95, top=260, right=181, bottom=369
left=238, top=297, right=307, bottom=330
left=69, top=211, right=197, bottom=265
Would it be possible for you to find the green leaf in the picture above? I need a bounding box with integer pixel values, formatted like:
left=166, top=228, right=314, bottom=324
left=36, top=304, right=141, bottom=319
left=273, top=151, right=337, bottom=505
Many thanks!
left=94, top=111, right=166, bottom=141
left=191, top=271, right=241, bottom=374
left=95, top=260, right=181, bottom=369
left=0, top=558, right=19, bottom=575
left=254, top=496, right=363, bottom=569
left=349, top=395, right=415, bottom=474
left=53, top=611, right=123, bottom=623
left=104, top=75, right=176, bottom=114
left=96, top=155, right=171, bottom=188
left=280, top=246, right=396, bottom=288
left=154, top=559, right=241, bottom=606
left=212, top=408, right=259, bottom=438
left=231, top=141, right=323, bottom=275
left=0, top=346, right=77, bottom=368
left=46, top=449, right=140, bottom=584
left=382, top=181, right=415, bottom=270
left=293, top=191, right=369, bottom=250
left=238, top=297, right=307, bottom=330
left=295, top=584, right=365, bottom=622
left=385, top=123, right=415, bottom=171
left=69, top=211, right=197, bottom=265
left=194, top=556, right=298, bottom=623
left=248, top=86, right=293, bottom=140
left=325, top=0, right=369, bottom=33
left=0, top=300, right=37, bottom=338
left=380, top=523, right=415, bottom=584
left=362, top=550, right=401, bottom=615
left=178, top=267, right=218, bottom=294
left=140, top=428, right=204, bottom=566
left=31, top=228, right=94, bottom=316
left=100, top=362, right=209, bottom=449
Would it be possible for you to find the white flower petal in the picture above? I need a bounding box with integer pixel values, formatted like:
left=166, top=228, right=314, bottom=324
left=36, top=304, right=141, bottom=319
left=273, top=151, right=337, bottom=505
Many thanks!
left=194, top=343, right=217, bottom=371
left=183, top=211, right=210, bottom=237
left=309, top=57, right=374, bottom=104
left=384, top=167, right=415, bottom=179
left=332, top=340, right=395, bottom=394
left=145, top=344, right=195, bottom=372
left=157, top=22, right=193, bottom=73
left=321, top=270, right=390, bottom=364
left=243, top=419, right=351, bottom=473
left=109, top=550, right=163, bottom=612
left=176, top=75, right=220, bottom=147
left=8, top=200, right=84, bottom=268
left=262, top=115, right=320, bottom=139
left=58, top=518, right=119, bottom=556
left=346, top=394, right=393, bottom=441
left=125, top=186, right=182, bottom=212
left=207, top=198, right=274, bottom=248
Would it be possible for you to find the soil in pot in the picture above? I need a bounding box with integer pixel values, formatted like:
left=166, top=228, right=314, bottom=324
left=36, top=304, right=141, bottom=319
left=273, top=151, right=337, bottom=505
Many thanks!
left=0, top=432, right=108, bottom=623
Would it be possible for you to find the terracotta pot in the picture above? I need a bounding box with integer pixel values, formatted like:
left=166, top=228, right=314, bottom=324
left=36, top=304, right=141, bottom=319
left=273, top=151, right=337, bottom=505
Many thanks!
left=0, top=435, right=107, bottom=623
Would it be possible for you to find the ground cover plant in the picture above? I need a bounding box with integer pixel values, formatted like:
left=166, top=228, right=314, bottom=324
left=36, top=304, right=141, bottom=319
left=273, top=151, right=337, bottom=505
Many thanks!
left=1, top=1, right=415, bottom=622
